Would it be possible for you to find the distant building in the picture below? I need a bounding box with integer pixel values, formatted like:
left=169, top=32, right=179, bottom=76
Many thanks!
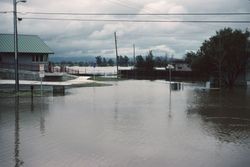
left=0, top=34, right=53, bottom=71
left=172, top=59, right=192, bottom=72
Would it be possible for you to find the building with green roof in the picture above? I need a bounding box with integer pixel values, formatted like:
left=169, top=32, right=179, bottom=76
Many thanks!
left=0, top=34, right=54, bottom=71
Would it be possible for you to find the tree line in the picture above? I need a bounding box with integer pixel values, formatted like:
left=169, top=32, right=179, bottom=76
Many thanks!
left=95, top=55, right=133, bottom=67
left=135, top=50, right=172, bottom=70
left=52, top=53, right=171, bottom=69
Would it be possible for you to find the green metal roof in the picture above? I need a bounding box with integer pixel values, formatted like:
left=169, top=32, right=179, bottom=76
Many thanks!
left=0, top=34, right=54, bottom=54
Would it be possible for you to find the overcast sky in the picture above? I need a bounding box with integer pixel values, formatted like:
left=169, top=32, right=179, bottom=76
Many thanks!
left=0, top=0, right=250, bottom=58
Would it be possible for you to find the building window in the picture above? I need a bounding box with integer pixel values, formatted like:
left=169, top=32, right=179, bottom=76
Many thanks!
left=44, top=55, right=48, bottom=62
left=32, top=55, right=48, bottom=62
left=36, top=55, right=39, bottom=62
left=40, top=55, right=43, bottom=62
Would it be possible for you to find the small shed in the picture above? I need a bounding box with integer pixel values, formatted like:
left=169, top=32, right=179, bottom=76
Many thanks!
left=172, top=59, right=192, bottom=72
left=0, top=34, right=54, bottom=71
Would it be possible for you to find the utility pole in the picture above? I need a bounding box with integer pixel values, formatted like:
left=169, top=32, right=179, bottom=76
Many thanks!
left=13, top=0, right=26, bottom=94
left=13, top=0, right=19, bottom=93
left=114, top=32, right=119, bottom=78
left=133, top=44, right=135, bottom=67
left=133, top=44, right=136, bottom=78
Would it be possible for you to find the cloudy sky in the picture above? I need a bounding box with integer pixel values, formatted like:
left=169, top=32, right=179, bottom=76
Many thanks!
left=0, top=0, right=249, bottom=59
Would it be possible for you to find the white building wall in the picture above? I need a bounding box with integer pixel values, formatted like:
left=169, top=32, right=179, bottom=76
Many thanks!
left=0, top=53, right=49, bottom=71
left=174, top=63, right=192, bottom=72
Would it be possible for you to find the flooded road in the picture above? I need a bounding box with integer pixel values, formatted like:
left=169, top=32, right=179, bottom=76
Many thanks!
left=0, top=80, right=250, bottom=167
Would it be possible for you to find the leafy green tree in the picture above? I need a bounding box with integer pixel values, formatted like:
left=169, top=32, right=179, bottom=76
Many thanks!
left=192, top=28, right=249, bottom=87
left=95, top=56, right=102, bottom=66
left=135, top=55, right=145, bottom=69
left=145, top=50, right=155, bottom=71
left=123, top=56, right=129, bottom=66
left=184, top=51, right=197, bottom=67
left=108, top=58, right=114, bottom=66
left=102, top=57, right=107, bottom=66
left=118, top=55, right=130, bottom=66
left=78, top=61, right=84, bottom=66
left=155, top=56, right=167, bottom=67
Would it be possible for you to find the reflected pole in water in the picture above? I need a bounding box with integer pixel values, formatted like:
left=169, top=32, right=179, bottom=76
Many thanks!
left=14, top=96, right=23, bottom=167
left=92, top=87, right=96, bottom=112
left=40, top=97, right=45, bottom=134
left=166, top=64, right=174, bottom=118
left=114, top=83, right=119, bottom=120
left=168, top=90, right=172, bottom=118
left=30, top=94, right=34, bottom=112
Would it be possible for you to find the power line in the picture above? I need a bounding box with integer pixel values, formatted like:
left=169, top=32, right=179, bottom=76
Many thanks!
left=16, top=11, right=250, bottom=16
left=2, top=10, right=250, bottom=16
left=21, top=17, right=250, bottom=23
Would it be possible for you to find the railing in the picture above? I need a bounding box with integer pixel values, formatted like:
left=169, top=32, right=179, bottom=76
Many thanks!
left=65, top=67, right=79, bottom=75
left=51, top=66, right=79, bottom=75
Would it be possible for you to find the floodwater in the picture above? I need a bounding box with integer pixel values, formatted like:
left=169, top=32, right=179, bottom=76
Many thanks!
left=0, top=80, right=250, bottom=167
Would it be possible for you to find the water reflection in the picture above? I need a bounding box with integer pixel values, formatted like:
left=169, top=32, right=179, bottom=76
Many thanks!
left=0, top=96, right=50, bottom=167
left=187, top=89, right=250, bottom=145
left=168, top=88, right=172, bottom=119
left=203, top=117, right=250, bottom=145
left=14, top=97, right=24, bottom=167
left=39, top=97, right=45, bottom=135
left=30, top=96, right=34, bottom=112
left=114, top=88, right=119, bottom=121
left=168, top=82, right=183, bottom=118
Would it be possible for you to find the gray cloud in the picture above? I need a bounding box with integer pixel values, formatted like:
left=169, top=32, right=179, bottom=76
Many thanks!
left=0, top=0, right=249, bottom=58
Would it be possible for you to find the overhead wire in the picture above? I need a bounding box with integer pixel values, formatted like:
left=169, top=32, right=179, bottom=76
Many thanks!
left=14, top=11, right=250, bottom=16
left=20, top=17, right=250, bottom=23
left=1, top=10, right=250, bottom=16
left=2, top=10, right=249, bottom=24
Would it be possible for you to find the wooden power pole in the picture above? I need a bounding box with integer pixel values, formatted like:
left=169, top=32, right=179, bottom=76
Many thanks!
left=133, top=44, right=136, bottom=78
left=133, top=44, right=135, bottom=67
left=114, top=32, right=119, bottom=77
